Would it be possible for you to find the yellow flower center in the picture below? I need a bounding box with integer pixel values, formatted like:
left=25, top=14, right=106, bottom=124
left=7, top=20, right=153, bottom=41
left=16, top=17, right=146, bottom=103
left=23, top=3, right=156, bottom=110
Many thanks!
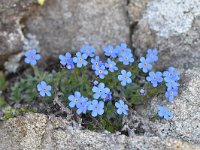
left=79, top=58, right=83, bottom=62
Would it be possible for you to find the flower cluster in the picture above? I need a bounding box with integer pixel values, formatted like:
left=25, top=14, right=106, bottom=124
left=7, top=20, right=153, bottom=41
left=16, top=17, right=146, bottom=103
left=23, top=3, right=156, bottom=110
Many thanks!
left=163, top=67, right=180, bottom=101
left=24, top=43, right=180, bottom=122
left=63, top=43, right=134, bottom=116
left=138, top=49, right=179, bottom=120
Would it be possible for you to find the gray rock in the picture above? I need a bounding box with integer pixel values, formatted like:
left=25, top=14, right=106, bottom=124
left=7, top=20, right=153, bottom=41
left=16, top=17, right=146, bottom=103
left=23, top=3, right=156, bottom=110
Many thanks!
left=25, top=0, right=130, bottom=57
left=127, top=0, right=149, bottom=24
left=0, top=0, right=35, bottom=55
left=135, top=68, right=200, bottom=145
left=0, top=113, right=198, bottom=150
left=129, top=0, right=200, bottom=70
left=0, top=0, right=36, bottom=70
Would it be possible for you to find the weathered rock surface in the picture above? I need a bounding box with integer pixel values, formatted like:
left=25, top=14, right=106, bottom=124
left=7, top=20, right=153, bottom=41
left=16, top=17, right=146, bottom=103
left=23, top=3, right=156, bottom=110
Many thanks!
left=127, top=0, right=149, bottom=24
left=0, top=0, right=35, bottom=71
left=129, top=0, right=200, bottom=70
left=25, top=0, right=130, bottom=57
left=0, top=0, right=36, bottom=65
left=0, top=113, right=198, bottom=150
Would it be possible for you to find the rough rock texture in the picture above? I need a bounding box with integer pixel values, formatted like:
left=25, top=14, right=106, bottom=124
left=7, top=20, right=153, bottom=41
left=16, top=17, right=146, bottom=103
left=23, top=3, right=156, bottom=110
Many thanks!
left=0, top=0, right=36, bottom=66
left=0, top=113, right=198, bottom=150
left=127, top=0, right=149, bottom=24
left=135, top=68, right=200, bottom=145
left=25, top=0, right=130, bottom=57
left=129, top=0, right=200, bottom=70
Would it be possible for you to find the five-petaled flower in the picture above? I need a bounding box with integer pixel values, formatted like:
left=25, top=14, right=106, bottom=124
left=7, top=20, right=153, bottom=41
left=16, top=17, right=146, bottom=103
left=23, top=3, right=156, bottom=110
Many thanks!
left=37, top=81, right=51, bottom=97
left=73, top=52, right=88, bottom=68
left=25, top=49, right=41, bottom=66
left=163, top=67, right=180, bottom=82
left=91, top=56, right=103, bottom=70
left=165, top=89, right=178, bottom=101
left=166, top=80, right=179, bottom=90
left=92, top=82, right=110, bottom=99
left=105, top=59, right=118, bottom=72
left=88, top=100, right=104, bottom=117
left=118, top=70, right=132, bottom=86
left=104, top=45, right=117, bottom=58
left=158, top=105, right=173, bottom=120
left=146, top=49, right=158, bottom=63
left=76, top=97, right=90, bottom=115
left=138, top=57, right=152, bottom=73
left=80, top=44, right=95, bottom=58
left=59, top=52, right=74, bottom=69
left=115, top=43, right=132, bottom=57
left=118, top=53, right=134, bottom=65
left=95, top=65, right=108, bottom=79
left=115, top=100, right=128, bottom=115
left=68, top=91, right=82, bottom=108
left=146, top=71, right=163, bottom=87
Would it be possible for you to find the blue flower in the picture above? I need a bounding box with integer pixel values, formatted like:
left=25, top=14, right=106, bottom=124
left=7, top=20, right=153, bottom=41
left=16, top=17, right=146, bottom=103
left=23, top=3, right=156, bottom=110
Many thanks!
left=104, top=92, right=112, bottom=101
left=165, top=89, right=178, bottom=101
left=146, top=49, right=158, bottom=62
left=37, top=81, right=51, bottom=97
left=59, top=52, right=74, bottom=69
left=76, top=97, right=90, bottom=115
left=118, top=70, right=132, bottom=86
left=118, top=53, right=134, bottom=65
left=93, top=80, right=99, bottom=86
left=105, top=59, right=118, bottom=72
left=103, top=45, right=117, bottom=58
left=88, top=100, right=104, bottom=117
left=92, top=82, right=110, bottom=99
left=25, top=49, right=41, bottom=66
left=166, top=80, right=179, bottom=90
left=80, top=44, right=95, bottom=58
left=115, top=100, right=128, bottom=115
left=73, top=52, right=88, bottom=68
left=140, top=89, right=146, bottom=95
left=91, top=56, right=103, bottom=70
left=163, top=67, right=180, bottom=82
left=68, top=91, right=82, bottom=108
left=115, top=43, right=132, bottom=57
left=95, top=65, right=108, bottom=79
left=138, top=57, right=152, bottom=73
left=146, top=72, right=163, bottom=87
left=158, top=105, right=173, bottom=120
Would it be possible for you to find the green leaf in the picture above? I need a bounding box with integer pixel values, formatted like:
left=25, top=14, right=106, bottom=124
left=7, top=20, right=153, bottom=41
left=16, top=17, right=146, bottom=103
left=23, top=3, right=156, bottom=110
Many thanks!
left=0, top=96, right=7, bottom=108
left=0, top=72, right=7, bottom=91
